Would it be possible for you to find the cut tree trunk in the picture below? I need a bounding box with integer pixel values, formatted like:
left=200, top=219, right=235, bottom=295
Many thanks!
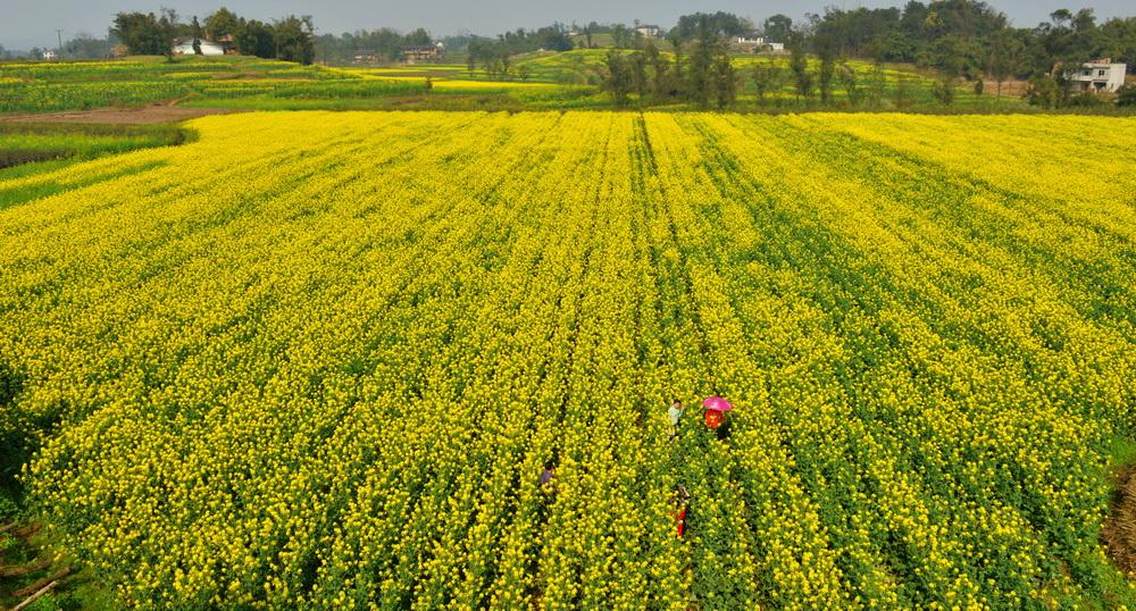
left=12, top=579, right=59, bottom=611
left=13, top=567, right=71, bottom=598
left=0, top=558, right=51, bottom=577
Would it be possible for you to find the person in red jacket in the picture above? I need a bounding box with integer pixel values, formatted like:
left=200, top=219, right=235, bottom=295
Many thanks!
left=673, top=484, right=691, bottom=538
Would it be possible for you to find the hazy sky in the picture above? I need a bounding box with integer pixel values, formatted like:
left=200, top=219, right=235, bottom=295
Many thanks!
left=3, top=0, right=1133, bottom=50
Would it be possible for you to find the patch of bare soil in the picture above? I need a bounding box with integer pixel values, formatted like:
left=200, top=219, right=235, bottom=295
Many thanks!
left=0, top=104, right=241, bottom=125
left=979, top=78, right=1030, bottom=98
left=1103, top=466, right=1136, bottom=578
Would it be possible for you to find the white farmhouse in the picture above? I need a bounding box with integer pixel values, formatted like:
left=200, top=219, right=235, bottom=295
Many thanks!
left=635, top=24, right=663, bottom=39
left=735, top=35, right=787, bottom=54
left=734, top=34, right=765, bottom=53
left=1068, top=59, right=1127, bottom=93
left=172, top=39, right=225, bottom=56
left=42, top=49, right=58, bottom=60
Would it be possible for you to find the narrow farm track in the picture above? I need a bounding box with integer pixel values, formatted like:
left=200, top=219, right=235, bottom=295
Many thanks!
left=0, top=111, right=1134, bottom=607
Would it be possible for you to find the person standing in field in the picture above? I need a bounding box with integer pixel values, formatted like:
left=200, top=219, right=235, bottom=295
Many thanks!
left=673, top=484, right=691, bottom=538
left=702, top=396, right=733, bottom=441
left=540, top=461, right=555, bottom=489
left=668, top=399, right=684, bottom=440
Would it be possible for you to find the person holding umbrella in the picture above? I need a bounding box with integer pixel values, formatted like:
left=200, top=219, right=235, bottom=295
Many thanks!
left=702, top=396, right=734, bottom=440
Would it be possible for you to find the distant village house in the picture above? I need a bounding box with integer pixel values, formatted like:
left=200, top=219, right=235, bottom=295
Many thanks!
left=42, top=49, right=58, bottom=60
left=172, top=38, right=226, bottom=56
left=733, top=34, right=785, bottom=53
left=352, top=49, right=381, bottom=65
left=635, top=24, right=663, bottom=39
left=1068, top=59, right=1128, bottom=93
left=401, top=42, right=444, bottom=64
left=734, top=34, right=765, bottom=52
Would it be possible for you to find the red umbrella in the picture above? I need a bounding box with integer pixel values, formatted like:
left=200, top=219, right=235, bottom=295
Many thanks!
left=702, top=396, right=733, bottom=412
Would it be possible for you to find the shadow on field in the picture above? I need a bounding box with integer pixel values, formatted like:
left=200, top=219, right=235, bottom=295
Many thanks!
left=0, top=360, right=27, bottom=498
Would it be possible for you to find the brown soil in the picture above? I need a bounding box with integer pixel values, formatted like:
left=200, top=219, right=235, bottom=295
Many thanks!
left=978, top=78, right=1030, bottom=98
left=0, top=104, right=241, bottom=125
left=1102, top=466, right=1136, bottom=578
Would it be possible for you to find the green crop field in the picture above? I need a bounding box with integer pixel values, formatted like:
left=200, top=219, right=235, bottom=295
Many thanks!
left=0, top=53, right=1034, bottom=115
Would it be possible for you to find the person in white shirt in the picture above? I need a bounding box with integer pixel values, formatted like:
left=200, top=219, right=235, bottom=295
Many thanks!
left=667, top=399, right=684, bottom=440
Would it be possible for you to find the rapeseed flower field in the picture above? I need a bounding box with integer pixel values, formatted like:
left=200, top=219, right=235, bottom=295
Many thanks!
left=1, top=111, right=1134, bottom=607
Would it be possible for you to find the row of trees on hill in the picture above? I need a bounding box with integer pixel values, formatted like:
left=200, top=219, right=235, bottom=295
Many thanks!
left=465, top=26, right=575, bottom=78
left=111, top=8, right=315, bottom=64
left=311, top=23, right=574, bottom=73
left=602, top=15, right=742, bottom=109
left=314, top=28, right=433, bottom=64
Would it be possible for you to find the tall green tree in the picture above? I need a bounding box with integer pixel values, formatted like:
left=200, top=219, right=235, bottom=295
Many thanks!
left=191, top=16, right=203, bottom=54
left=673, top=11, right=752, bottom=43
left=865, top=61, right=887, bottom=108
left=611, top=24, right=632, bottom=49
left=838, top=62, right=861, bottom=105
left=751, top=58, right=785, bottom=105
left=987, top=29, right=1024, bottom=97
left=713, top=54, right=737, bottom=109
left=762, top=14, right=794, bottom=43
left=273, top=15, right=315, bottom=64
left=788, top=32, right=813, bottom=101
left=629, top=52, right=648, bottom=100
left=602, top=49, right=632, bottom=106
left=816, top=34, right=838, bottom=104
left=204, top=8, right=242, bottom=40
left=687, top=14, right=717, bottom=108
left=932, top=74, right=956, bottom=104
left=111, top=11, right=177, bottom=55
left=237, top=20, right=274, bottom=58
left=644, top=41, right=678, bottom=99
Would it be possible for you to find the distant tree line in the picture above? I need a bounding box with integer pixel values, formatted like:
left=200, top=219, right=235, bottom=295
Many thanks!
left=466, top=25, right=574, bottom=78
left=598, top=3, right=1136, bottom=109
left=602, top=14, right=740, bottom=109
left=110, top=7, right=315, bottom=64
left=799, top=1, right=1136, bottom=107
left=314, top=28, right=434, bottom=64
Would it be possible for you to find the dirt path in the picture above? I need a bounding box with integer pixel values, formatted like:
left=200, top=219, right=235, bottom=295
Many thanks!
left=0, top=104, right=242, bottom=125
left=1103, top=466, right=1136, bottom=578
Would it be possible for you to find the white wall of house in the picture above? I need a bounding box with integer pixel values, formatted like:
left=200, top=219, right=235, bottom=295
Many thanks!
left=1069, top=61, right=1127, bottom=93
left=172, top=40, right=225, bottom=56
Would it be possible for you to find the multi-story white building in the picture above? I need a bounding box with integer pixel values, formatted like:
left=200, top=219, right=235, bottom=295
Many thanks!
left=1069, top=59, right=1127, bottom=93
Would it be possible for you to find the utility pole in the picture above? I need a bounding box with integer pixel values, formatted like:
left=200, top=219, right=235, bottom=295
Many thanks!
left=56, top=29, right=63, bottom=58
